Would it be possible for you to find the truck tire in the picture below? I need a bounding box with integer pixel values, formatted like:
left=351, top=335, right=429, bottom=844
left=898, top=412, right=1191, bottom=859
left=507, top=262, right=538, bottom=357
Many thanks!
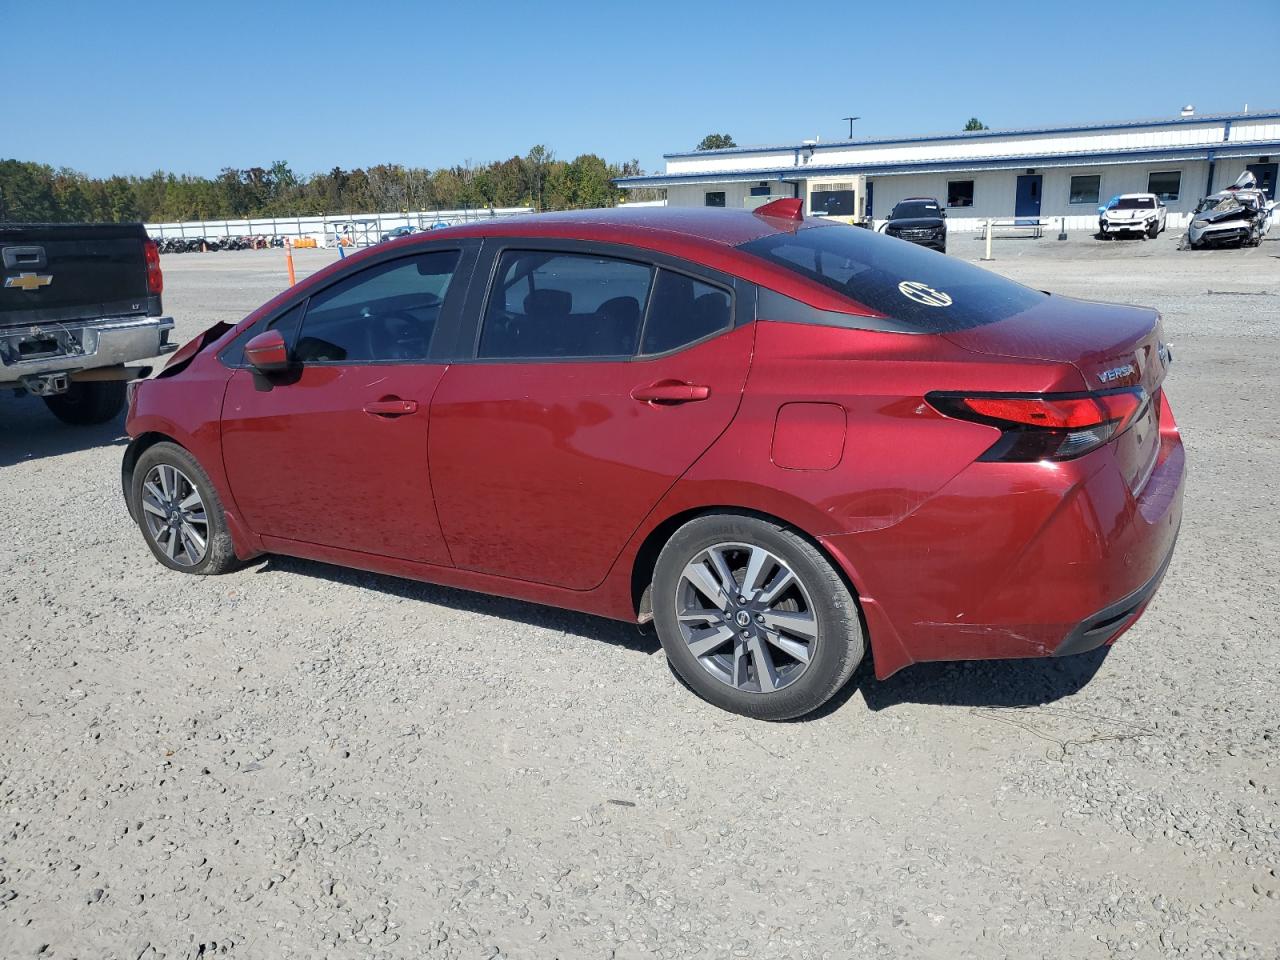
left=43, top=380, right=126, bottom=426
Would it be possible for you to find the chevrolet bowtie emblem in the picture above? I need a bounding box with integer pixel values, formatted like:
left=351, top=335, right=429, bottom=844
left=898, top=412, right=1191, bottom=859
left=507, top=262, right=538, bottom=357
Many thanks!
left=5, top=273, right=53, bottom=291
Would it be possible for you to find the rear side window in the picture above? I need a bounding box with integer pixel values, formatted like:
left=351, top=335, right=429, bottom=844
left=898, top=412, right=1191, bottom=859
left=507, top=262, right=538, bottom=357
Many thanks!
left=641, top=270, right=732, bottom=355
left=294, top=250, right=459, bottom=363
left=739, top=223, right=1045, bottom=332
left=479, top=251, right=653, bottom=359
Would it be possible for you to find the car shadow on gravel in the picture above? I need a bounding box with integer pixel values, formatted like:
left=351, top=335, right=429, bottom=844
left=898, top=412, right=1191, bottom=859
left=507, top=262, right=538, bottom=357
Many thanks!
left=257, top=556, right=662, bottom=654
left=805, top=647, right=1111, bottom=719
left=0, top=401, right=127, bottom=468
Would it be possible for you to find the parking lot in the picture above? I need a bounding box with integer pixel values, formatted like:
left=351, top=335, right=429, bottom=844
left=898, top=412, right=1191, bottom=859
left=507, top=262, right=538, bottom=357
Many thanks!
left=2, top=232, right=1278, bottom=959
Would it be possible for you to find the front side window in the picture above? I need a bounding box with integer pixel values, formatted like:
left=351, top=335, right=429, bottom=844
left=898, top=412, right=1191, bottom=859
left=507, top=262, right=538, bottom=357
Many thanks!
left=739, top=222, right=1045, bottom=333
left=478, top=251, right=653, bottom=359
left=641, top=270, right=732, bottom=355
left=1147, top=171, right=1181, bottom=201
left=293, top=250, right=460, bottom=363
left=947, top=181, right=974, bottom=207
left=704, top=191, right=726, bottom=208
left=1069, top=175, right=1101, bottom=204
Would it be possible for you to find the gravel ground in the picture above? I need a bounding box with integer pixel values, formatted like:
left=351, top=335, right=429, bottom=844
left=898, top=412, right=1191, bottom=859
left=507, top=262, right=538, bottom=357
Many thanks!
left=2, top=229, right=1278, bottom=960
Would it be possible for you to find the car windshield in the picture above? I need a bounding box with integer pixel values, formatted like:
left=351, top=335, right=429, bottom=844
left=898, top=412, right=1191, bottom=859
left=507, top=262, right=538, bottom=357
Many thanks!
left=1197, top=196, right=1239, bottom=214
left=891, top=201, right=941, bottom=219
left=1114, top=197, right=1156, bottom=210
left=739, top=222, right=1045, bottom=332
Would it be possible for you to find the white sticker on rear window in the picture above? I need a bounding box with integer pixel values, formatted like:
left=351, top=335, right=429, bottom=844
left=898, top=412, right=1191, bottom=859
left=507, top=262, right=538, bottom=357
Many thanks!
left=897, top=281, right=952, bottom=307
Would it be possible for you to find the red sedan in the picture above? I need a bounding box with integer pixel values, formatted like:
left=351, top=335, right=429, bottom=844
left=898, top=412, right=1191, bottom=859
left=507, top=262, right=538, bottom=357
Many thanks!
left=123, top=199, right=1184, bottom=720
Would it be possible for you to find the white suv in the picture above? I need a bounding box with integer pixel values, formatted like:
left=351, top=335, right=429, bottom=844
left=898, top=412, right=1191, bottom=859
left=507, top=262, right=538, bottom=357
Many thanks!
left=1099, top=194, right=1167, bottom=239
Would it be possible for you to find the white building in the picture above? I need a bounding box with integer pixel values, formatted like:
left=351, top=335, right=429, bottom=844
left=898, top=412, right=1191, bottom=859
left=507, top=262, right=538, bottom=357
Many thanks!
left=616, top=109, right=1280, bottom=231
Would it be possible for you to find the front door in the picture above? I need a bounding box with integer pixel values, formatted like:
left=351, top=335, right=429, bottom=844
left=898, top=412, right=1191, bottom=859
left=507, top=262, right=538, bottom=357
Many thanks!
left=1247, top=163, right=1277, bottom=200
left=221, top=248, right=468, bottom=565
left=429, top=246, right=754, bottom=590
left=1015, top=174, right=1043, bottom=224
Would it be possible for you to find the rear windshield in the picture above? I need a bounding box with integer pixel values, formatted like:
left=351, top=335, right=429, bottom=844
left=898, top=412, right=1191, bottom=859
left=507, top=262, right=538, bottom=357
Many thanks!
left=738, top=223, right=1046, bottom=332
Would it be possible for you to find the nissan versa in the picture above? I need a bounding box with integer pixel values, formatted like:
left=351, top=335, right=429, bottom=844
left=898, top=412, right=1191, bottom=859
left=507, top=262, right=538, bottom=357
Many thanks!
left=123, top=200, right=1185, bottom=720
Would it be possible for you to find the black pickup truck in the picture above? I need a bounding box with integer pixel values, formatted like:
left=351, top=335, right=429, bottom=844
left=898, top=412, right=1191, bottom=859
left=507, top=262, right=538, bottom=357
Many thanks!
left=2, top=223, right=175, bottom=424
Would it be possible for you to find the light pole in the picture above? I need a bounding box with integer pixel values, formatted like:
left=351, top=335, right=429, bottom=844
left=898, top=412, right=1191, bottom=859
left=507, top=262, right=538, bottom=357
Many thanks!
left=842, top=116, right=861, bottom=139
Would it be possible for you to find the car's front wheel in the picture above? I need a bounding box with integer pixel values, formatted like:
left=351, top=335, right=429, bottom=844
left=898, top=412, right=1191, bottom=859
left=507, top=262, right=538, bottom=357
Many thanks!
left=131, top=441, right=239, bottom=575
left=652, top=514, right=864, bottom=720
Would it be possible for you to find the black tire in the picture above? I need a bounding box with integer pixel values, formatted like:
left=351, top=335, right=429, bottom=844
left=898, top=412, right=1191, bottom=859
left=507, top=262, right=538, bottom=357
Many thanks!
left=652, top=513, right=864, bottom=720
left=1146, top=223, right=1159, bottom=239
left=42, top=379, right=126, bottom=425
left=131, top=441, right=240, bottom=575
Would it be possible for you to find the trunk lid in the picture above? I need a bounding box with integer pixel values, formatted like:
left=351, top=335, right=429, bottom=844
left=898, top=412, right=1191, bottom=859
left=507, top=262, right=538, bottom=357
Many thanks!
left=943, top=294, right=1169, bottom=489
left=1, top=223, right=159, bottom=328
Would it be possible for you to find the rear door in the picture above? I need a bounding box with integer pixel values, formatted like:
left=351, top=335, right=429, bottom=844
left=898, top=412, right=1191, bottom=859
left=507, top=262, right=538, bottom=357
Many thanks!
left=428, top=241, right=755, bottom=590
left=220, top=245, right=474, bottom=564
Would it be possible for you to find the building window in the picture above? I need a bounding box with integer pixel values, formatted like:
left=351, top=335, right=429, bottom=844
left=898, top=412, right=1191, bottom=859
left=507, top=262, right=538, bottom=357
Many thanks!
left=947, top=180, right=974, bottom=207
left=1147, top=171, right=1181, bottom=201
left=704, top=191, right=726, bottom=207
left=749, top=185, right=771, bottom=197
left=810, top=190, right=855, bottom=216
left=1069, top=175, right=1101, bottom=204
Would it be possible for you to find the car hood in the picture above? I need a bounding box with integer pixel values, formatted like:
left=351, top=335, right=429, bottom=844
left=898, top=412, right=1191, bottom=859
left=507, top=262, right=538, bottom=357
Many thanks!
left=1103, top=208, right=1154, bottom=221
left=941, top=294, right=1165, bottom=395
left=1194, top=205, right=1253, bottom=224
left=886, top=217, right=945, bottom=229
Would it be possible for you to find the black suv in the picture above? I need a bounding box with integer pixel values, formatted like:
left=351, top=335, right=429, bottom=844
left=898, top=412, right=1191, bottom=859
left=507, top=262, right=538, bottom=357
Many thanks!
left=882, top=197, right=947, bottom=253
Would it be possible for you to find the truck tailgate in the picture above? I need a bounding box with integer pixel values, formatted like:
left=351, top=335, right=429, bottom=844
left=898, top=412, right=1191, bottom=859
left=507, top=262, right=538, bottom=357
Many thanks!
left=2, top=223, right=160, bottom=327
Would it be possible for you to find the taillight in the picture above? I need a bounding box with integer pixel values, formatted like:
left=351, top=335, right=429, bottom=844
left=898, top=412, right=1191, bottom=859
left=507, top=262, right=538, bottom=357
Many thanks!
left=927, top=388, right=1147, bottom=462
left=144, top=239, right=164, bottom=296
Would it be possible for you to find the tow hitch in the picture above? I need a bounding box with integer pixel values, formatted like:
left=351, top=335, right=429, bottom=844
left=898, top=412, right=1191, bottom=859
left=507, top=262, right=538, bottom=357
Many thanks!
left=16, top=365, right=152, bottom=397
left=19, top=372, right=70, bottom=396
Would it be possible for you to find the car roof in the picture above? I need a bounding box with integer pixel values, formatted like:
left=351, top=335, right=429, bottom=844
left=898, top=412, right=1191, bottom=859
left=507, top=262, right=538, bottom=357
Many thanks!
left=338, top=206, right=886, bottom=320
left=434, top=206, right=787, bottom=247
left=1116, top=193, right=1157, bottom=199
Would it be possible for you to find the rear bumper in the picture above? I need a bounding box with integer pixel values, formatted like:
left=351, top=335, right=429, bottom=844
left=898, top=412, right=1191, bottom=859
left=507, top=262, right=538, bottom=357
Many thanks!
left=821, top=397, right=1186, bottom=678
left=0, top=315, right=176, bottom=385
left=1053, top=528, right=1177, bottom=657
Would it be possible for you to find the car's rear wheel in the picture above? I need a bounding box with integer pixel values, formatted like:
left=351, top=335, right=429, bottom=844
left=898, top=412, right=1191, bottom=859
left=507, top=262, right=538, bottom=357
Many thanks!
left=43, top=379, right=126, bottom=425
left=652, top=514, right=864, bottom=720
left=131, top=441, right=239, bottom=575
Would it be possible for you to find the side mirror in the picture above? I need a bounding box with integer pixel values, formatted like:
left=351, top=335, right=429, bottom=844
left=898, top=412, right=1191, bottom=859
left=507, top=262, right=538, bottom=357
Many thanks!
left=244, top=329, right=289, bottom=372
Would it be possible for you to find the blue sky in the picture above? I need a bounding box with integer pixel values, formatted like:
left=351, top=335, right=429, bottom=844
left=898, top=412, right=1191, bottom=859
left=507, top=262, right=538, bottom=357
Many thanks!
left=8, top=0, right=1273, bottom=178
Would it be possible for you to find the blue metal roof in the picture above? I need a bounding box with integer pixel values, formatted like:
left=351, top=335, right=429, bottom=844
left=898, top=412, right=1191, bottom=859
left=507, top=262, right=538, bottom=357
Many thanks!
left=661, top=109, right=1280, bottom=160
left=615, top=140, right=1280, bottom=188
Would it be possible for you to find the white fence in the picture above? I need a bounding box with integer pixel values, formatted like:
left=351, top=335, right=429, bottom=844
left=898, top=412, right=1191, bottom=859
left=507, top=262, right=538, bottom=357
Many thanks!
left=144, top=207, right=533, bottom=246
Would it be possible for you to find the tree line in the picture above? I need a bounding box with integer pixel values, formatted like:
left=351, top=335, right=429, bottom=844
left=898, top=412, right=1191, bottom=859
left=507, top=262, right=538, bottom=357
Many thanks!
left=0, top=147, right=662, bottom=223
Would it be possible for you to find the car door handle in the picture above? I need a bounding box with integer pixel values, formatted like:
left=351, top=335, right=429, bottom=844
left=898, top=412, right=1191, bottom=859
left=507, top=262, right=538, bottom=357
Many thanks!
left=363, top=398, right=418, bottom=417
left=630, top=380, right=711, bottom=404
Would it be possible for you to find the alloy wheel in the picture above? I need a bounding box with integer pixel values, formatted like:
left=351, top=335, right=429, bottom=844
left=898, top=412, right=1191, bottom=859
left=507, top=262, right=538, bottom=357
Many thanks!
left=675, top=541, right=818, bottom=694
left=140, top=464, right=208, bottom=567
